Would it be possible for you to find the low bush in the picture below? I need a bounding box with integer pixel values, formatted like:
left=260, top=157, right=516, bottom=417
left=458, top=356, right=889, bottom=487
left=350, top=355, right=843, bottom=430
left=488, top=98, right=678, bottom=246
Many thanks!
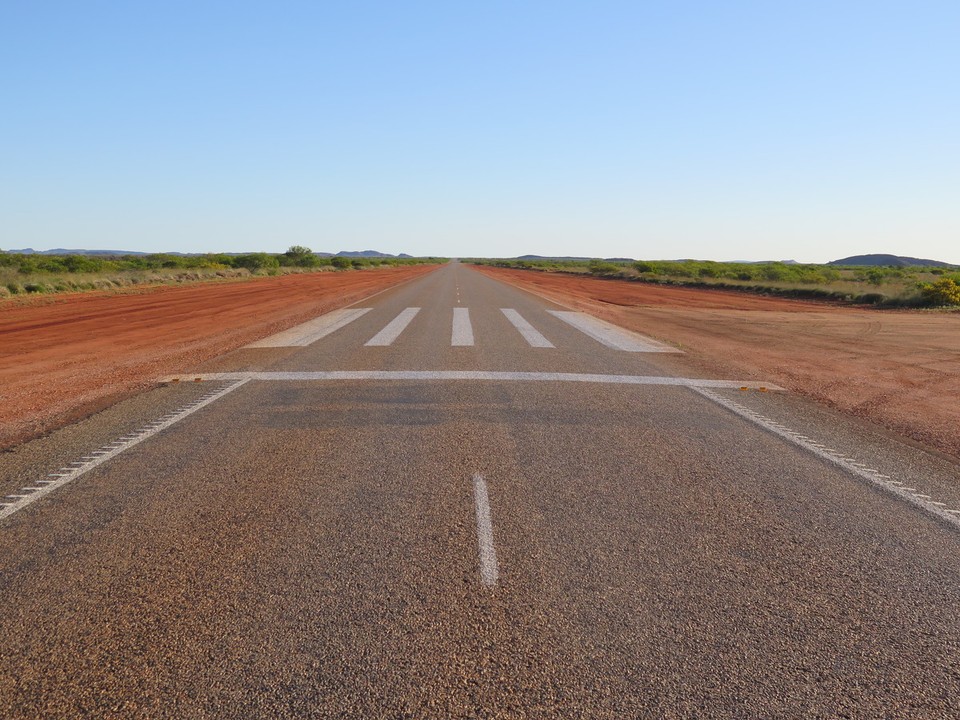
left=920, top=278, right=960, bottom=306
left=588, top=260, right=620, bottom=275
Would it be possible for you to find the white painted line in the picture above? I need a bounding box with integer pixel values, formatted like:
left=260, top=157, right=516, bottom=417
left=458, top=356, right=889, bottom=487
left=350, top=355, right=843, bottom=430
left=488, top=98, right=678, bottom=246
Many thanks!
left=472, top=473, right=499, bottom=587
left=160, top=370, right=782, bottom=389
left=692, top=387, right=960, bottom=532
left=0, top=379, right=250, bottom=523
left=245, top=308, right=372, bottom=348
left=547, top=311, right=681, bottom=352
left=501, top=309, right=554, bottom=348
left=452, top=307, right=474, bottom=347
left=365, top=308, right=420, bottom=346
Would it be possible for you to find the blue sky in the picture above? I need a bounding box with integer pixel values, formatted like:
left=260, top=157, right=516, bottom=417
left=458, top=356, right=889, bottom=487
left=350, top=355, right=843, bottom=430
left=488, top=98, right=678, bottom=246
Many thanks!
left=2, top=1, right=958, bottom=262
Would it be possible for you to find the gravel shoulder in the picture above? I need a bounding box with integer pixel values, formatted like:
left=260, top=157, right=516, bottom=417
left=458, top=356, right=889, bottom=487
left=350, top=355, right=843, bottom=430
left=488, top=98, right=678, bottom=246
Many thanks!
left=0, top=266, right=437, bottom=449
left=475, top=266, right=960, bottom=461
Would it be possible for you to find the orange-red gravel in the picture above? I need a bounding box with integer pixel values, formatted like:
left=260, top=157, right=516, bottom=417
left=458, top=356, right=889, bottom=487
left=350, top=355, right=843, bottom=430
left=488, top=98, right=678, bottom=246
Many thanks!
left=477, top=266, right=960, bottom=460
left=0, top=266, right=437, bottom=449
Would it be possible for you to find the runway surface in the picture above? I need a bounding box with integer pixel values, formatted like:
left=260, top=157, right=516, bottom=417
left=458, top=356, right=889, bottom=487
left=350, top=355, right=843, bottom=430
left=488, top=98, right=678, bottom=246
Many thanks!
left=2, top=262, right=959, bottom=717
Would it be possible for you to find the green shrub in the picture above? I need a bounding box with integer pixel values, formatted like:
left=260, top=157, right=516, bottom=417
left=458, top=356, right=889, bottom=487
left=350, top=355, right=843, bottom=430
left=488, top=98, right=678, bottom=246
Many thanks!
left=282, top=245, right=321, bottom=267
left=920, top=278, right=960, bottom=306
left=232, top=253, right=280, bottom=271
left=588, top=260, right=619, bottom=275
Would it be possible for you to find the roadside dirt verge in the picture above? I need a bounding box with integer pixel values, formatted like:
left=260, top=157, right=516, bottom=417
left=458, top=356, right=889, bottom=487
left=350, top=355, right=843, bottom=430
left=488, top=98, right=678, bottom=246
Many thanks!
left=475, top=266, right=960, bottom=461
left=0, top=266, right=437, bottom=449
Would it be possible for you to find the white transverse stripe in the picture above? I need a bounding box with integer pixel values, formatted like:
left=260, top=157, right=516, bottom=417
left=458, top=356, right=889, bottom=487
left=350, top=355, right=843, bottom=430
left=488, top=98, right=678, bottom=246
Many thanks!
left=452, top=307, right=474, bottom=346
left=501, top=309, right=554, bottom=348
left=472, top=473, right=499, bottom=586
left=547, top=311, right=680, bottom=352
left=0, top=380, right=250, bottom=522
left=365, top=308, right=421, bottom=346
left=245, top=308, right=371, bottom=347
left=163, top=371, right=780, bottom=390
left=692, top=387, right=960, bottom=532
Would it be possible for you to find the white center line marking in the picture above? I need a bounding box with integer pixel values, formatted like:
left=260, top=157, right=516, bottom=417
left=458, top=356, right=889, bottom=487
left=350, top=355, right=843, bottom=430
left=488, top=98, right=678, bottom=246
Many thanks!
left=365, top=307, right=420, bottom=346
left=246, top=308, right=372, bottom=348
left=452, top=307, right=474, bottom=346
left=472, top=473, right=499, bottom=587
left=501, top=308, right=554, bottom=348
left=0, top=379, right=250, bottom=523
left=162, top=371, right=781, bottom=389
left=547, top=310, right=680, bottom=352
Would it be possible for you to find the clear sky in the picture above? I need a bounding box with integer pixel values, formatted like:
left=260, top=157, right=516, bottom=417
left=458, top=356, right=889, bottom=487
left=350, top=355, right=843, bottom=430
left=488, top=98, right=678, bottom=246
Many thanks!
left=2, top=1, right=958, bottom=262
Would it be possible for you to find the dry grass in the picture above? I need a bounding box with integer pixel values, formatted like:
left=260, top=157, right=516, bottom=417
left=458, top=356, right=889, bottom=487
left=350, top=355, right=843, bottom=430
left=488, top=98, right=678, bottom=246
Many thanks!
left=0, top=265, right=338, bottom=300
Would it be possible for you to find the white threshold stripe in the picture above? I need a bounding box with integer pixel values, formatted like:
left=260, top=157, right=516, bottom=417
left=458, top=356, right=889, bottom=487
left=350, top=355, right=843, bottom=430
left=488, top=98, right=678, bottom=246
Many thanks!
left=0, top=379, right=250, bottom=522
left=692, top=387, right=960, bottom=532
left=547, top=311, right=680, bottom=353
left=501, top=308, right=554, bottom=348
left=452, top=307, right=474, bottom=346
left=472, top=473, right=499, bottom=587
left=365, top=307, right=420, bottom=346
left=245, top=308, right=371, bottom=348
left=161, top=371, right=782, bottom=389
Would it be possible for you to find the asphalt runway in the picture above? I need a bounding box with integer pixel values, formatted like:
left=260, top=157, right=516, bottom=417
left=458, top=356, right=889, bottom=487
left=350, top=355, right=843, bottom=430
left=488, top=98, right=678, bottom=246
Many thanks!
left=2, top=262, right=959, bottom=718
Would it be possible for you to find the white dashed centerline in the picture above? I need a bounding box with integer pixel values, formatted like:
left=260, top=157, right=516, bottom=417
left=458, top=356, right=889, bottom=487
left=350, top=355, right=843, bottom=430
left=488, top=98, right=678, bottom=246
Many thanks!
left=501, top=309, right=554, bottom=348
left=365, top=308, right=421, bottom=347
left=472, top=473, right=499, bottom=587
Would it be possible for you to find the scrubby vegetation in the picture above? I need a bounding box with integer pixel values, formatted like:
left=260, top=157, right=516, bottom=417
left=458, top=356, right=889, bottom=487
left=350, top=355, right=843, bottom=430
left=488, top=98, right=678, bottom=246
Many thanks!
left=0, top=248, right=444, bottom=298
left=920, top=277, right=960, bottom=307
left=469, top=258, right=960, bottom=308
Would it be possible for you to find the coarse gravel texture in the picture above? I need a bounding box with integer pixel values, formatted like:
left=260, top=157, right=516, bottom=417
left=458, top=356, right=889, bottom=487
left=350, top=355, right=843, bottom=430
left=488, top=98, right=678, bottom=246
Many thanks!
left=474, top=265, right=960, bottom=461
left=0, top=265, right=437, bottom=449
left=2, top=262, right=959, bottom=717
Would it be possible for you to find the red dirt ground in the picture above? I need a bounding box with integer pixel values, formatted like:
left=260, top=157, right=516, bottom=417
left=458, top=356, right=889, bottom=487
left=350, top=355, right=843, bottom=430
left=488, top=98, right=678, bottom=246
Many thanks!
left=476, top=266, right=960, bottom=461
left=0, top=266, right=435, bottom=449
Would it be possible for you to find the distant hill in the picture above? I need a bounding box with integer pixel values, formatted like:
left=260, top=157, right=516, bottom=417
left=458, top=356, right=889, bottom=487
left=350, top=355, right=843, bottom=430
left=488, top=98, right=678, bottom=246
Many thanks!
left=516, top=254, right=636, bottom=262
left=829, top=253, right=955, bottom=268
left=729, top=259, right=799, bottom=265
left=312, top=250, right=416, bottom=258
left=3, top=248, right=421, bottom=259
left=4, top=247, right=148, bottom=256
left=335, top=250, right=398, bottom=258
